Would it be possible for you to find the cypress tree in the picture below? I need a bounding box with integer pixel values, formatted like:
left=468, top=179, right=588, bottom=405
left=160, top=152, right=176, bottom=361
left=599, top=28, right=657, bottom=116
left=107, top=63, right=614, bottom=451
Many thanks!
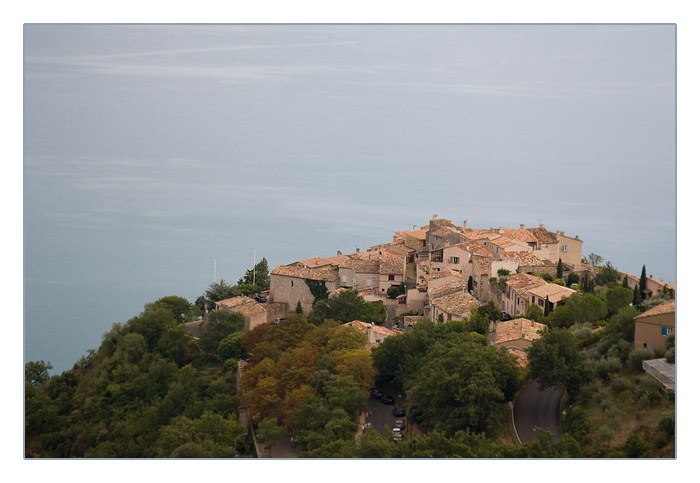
left=633, top=285, right=641, bottom=307
left=622, top=275, right=629, bottom=289
left=295, top=301, right=303, bottom=314
left=639, top=265, right=647, bottom=299
left=544, top=295, right=551, bottom=316
left=468, top=276, right=473, bottom=293
left=556, top=258, right=564, bottom=279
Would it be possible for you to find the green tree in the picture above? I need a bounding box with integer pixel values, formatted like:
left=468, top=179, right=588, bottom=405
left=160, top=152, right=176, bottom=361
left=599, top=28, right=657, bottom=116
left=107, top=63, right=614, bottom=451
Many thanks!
left=145, top=295, right=197, bottom=324
left=528, top=328, right=591, bottom=393
left=566, top=273, right=579, bottom=288
left=199, top=280, right=238, bottom=311
left=639, top=265, right=647, bottom=299
left=606, top=305, right=639, bottom=342
left=217, top=332, right=247, bottom=361
left=547, top=292, right=607, bottom=329
left=605, top=285, right=634, bottom=316
left=585, top=253, right=604, bottom=267
left=467, top=276, right=473, bottom=293
left=556, top=258, right=564, bottom=279
left=198, top=311, right=245, bottom=356
left=25, top=360, right=53, bottom=387
left=622, top=275, right=629, bottom=289
left=296, top=301, right=304, bottom=314
left=633, top=285, right=642, bottom=307
left=595, top=261, right=620, bottom=286
left=525, top=303, right=545, bottom=323
left=407, top=338, right=518, bottom=434
left=256, top=417, right=286, bottom=457
left=323, top=375, right=366, bottom=416
left=308, top=289, right=386, bottom=325
left=239, top=257, right=270, bottom=291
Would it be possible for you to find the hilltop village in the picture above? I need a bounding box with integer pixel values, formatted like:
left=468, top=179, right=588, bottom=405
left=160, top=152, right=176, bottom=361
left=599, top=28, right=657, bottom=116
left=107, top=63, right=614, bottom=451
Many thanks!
left=210, top=215, right=676, bottom=363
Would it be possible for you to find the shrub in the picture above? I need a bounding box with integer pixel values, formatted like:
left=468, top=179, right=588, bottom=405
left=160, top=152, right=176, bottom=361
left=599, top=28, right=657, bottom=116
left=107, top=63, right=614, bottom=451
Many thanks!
left=611, top=377, right=633, bottom=394
left=594, top=357, right=622, bottom=380
left=624, top=432, right=651, bottom=458
left=628, top=348, right=655, bottom=372
left=658, top=410, right=675, bottom=437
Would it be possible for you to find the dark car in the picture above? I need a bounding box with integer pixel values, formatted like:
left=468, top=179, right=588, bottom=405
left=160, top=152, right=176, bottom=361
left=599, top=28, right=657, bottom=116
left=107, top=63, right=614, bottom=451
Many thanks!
left=381, top=395, right=395, bottom=405
left=371, top=388, right=383, bottom=399
left=392, top=407, right=405, bottom=417
left=254, top=294, right=267, bottom=303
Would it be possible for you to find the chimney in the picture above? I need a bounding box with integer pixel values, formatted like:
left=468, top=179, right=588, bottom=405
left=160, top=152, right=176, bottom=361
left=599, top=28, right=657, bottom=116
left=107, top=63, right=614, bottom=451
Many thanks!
left=337, top=250, right=342, bottom=256
left=463, top=220, right=468, bottom=228
left=356, top=248, right=360, bottom=253
left=520, top=224, right=525, bottom=229
left=540, top=223, right=544, bottom=229
left=575, top=235, right=579, bottom=240
left=433, top=214, right=437, bottom=220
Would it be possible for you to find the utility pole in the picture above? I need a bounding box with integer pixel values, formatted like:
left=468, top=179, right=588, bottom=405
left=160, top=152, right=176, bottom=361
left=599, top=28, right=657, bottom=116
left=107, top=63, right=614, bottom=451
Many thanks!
left=253, top=250, right=256, bottom=287
left=214, top=258, right=217, bottom=283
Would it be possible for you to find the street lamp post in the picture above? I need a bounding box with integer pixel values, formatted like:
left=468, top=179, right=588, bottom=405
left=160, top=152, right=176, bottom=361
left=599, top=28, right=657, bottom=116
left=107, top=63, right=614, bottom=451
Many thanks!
left=234, top=432, right=248, bottom=458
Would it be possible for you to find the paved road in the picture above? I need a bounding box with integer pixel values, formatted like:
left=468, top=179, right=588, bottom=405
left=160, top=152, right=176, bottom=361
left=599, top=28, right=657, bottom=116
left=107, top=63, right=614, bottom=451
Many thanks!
left=513, top=380, right=564, bottom=443
left=364, top=396, right=400, bottom=434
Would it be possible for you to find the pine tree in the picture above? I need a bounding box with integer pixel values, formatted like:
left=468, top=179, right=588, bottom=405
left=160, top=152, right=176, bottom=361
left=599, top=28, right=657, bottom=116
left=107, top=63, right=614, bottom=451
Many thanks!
left=295, top=301, right=303, bottom=314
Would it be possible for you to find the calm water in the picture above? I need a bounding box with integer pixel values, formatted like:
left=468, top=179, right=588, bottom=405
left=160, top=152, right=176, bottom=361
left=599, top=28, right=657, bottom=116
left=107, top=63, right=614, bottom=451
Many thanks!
left=23, top=24, right=676, bottom=374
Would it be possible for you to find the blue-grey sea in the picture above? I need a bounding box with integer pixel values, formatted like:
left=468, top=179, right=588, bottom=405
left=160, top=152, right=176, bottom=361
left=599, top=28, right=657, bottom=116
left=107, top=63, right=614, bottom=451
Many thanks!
left=23, top=24, right=677, bottom=374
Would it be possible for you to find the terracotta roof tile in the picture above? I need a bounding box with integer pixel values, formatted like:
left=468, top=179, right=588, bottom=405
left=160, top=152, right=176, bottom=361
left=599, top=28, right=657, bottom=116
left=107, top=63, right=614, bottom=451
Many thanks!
left=528, top=283, right=577, bottom=303
left=493, top=318, right=547, bottom=345
left=339, top=257, right=381, bottom=273
left=634, top=300, right=676, bottom=319
left=271, top=264, right=340, bottom=282
left=526, top=227, right=559, bottom=244
left=431, top=290, right=481, bottom=316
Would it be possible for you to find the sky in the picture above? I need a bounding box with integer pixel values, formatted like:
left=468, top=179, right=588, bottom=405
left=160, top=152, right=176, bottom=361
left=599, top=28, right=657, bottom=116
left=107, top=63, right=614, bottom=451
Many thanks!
left=22, top=23, right=678, bottom=375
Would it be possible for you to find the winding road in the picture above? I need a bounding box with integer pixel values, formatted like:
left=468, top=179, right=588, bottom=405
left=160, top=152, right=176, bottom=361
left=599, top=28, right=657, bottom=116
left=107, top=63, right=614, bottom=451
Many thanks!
left=513, top=380, right=564, bottom=443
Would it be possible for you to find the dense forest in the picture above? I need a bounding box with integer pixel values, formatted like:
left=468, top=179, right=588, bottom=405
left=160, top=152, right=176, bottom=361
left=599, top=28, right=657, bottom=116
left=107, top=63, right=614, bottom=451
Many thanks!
left=25, top=260, right=675, bottom=458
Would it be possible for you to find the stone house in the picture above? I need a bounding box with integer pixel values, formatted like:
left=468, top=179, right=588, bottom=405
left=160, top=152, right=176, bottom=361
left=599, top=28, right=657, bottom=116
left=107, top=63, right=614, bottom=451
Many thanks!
left=555, top=231, right=583, bottom=266
left=338, top=256, right=381, bottom=291
left=269, top=264, right=340, bottom=316
left=214, top=296, right=287, bottom=331
left=343, top=320, right=399, bottom=347
left=634, top=300, right=676, bottom=352
left=378, top=252, right=406, bottom=295
left=527, top=283, right=577, bottom=314
left=489, top=317, right=547, bottom=367
left=427, top=279, right=481, bottom=321
left=502, top=272, right=547, bottom=318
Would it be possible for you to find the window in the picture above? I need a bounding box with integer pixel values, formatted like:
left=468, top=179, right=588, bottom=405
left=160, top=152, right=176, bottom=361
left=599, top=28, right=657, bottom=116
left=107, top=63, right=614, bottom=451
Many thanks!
left=449, top=256, right=460, bottom=264
left=661, top=326, right=671, bottom=336
left=563, top=245, right=569, bottom=252
left=388, top=274, right=395, bottom=281
left=291, top=280, right=294, bottom=287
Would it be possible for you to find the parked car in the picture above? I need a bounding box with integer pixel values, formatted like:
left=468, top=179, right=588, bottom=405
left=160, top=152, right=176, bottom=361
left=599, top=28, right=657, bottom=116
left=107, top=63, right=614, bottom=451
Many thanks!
left=254, top=294, right=267, bottom=303
left=394, top=419, right=405, bottom=430
left=371, top=388, right=383, bottom=399
left=381, top=395, right=395, bottom=405
left=272, top=317, right=285, bottom=325
left=392, top=407, right=405, bottom=417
